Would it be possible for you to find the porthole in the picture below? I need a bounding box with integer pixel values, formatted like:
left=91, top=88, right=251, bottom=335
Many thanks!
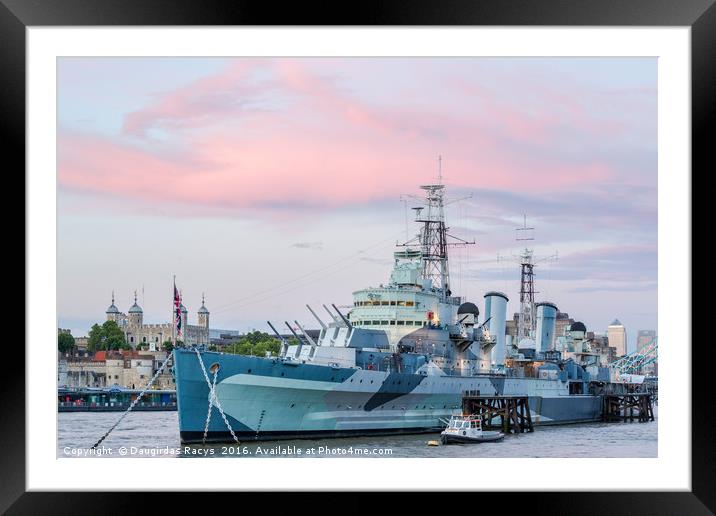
left=247, top=369, right=252, bottom=374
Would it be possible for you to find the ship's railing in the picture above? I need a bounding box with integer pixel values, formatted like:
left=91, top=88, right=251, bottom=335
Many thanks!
left=58, top=401, right=177, bottom=408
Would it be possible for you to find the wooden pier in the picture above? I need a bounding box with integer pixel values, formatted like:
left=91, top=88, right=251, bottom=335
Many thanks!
left=602, top=393, right=654, bottom=423
left=461, top=393, right=534, bottom=434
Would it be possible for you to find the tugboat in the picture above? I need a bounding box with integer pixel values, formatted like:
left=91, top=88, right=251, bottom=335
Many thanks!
left=440, top=415, right=504, bottom=444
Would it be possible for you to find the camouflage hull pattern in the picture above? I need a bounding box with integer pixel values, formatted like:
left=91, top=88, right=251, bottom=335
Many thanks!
left=174, top=349, right=603, bottom=443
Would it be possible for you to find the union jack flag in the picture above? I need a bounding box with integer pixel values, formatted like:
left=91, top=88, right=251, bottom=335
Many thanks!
left=174, top=282, right=182, bottom=337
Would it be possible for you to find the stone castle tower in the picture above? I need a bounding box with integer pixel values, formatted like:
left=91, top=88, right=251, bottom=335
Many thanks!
left=104, top=290, right=210, bottom=348
left=198, top=293, right=210, bottom=329
left=128, top=291, right=144, bottom=327
left=105, top=291, right=121, bottom=324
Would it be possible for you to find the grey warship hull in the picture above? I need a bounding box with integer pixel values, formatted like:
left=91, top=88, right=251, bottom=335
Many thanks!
left=175, top=349, right=602, bottom=443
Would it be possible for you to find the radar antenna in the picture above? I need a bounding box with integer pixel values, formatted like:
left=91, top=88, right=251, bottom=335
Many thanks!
left=498, top=215, right=558, bottom=342
left=397, top=157, right=475, bottom=300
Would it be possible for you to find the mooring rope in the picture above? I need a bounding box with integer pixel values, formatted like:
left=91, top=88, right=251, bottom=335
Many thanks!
left=89, top=352, right=173, bottom=450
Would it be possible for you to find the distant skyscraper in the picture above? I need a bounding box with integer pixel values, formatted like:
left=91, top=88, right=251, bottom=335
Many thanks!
left=607, top=319, right=627, bottom=357
left=637, top=329, right=657, bottom=350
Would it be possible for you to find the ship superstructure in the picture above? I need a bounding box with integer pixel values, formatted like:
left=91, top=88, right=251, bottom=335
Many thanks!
left=174, top=178, right=630, bottom=443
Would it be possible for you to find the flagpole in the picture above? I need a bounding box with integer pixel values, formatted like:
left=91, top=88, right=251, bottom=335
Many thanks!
left=172, top=275, right=176, bottom=350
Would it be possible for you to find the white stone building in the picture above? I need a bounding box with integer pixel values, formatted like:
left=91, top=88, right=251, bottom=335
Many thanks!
left=105, top=291, right=210, bottom=349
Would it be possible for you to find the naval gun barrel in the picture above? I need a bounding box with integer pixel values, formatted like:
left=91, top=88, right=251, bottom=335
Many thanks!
left=284, top=321, right=306, bottom=344
left=332, top=304, right=352, bottom=328
left=306, top=304, right=327, bottom=330
left=322, top=304, right=343, bottom=326
left=294, top=320, right=317, bottom=347
left=267, top=320, right=289, bottom=357
left=267, top=321, right=287, bottom=344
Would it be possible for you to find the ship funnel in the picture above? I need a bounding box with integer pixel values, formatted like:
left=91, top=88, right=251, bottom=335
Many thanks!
left=484, top=291, right=509, bottom=366
left=535, top=302, right=558, bottom=352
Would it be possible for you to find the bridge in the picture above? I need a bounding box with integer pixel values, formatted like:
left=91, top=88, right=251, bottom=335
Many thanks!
left=609, top=336, right=658, bottom=375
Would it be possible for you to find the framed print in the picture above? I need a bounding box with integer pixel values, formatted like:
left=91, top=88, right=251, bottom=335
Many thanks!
left=4, top=0, right=710, bottom=512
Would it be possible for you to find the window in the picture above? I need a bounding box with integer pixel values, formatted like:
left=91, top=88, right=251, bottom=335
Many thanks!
left=381, top=301, right=389, bottom=306
left=397, top=301, right=405, bottom=306
left=390, top=320, right=396, bottom=325
left=390, top=301, right=396, bottom=306
left=372, top=321, right=380, bottom=326
left=397, top=321, right=405, bottom=326
left=130, top=337, right=134, bottom=342
left=364, top=321, right=371, bottom=326
left=406, top=301, right=415, bottom=307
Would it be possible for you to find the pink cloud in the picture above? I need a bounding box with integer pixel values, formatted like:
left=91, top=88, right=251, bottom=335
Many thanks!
left=59, top=59, right=632, bottom=216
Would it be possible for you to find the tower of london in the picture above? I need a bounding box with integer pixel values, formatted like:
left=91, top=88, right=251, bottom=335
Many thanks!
left=105, top=291, right=210, bottom=349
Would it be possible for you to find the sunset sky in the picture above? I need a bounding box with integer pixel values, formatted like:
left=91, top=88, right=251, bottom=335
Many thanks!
left=57, top=57, right=657, bottom=351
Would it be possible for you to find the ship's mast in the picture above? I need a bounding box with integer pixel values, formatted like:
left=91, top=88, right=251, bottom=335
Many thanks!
left=398, top=156, right=474, bottom=300
left=513, top=216, right=557, bottom=341
left=516, top=215, right=536, bottom=340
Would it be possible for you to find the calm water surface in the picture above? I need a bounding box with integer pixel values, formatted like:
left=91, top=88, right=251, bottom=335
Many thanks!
left=59, top=407, right=657, bottom=458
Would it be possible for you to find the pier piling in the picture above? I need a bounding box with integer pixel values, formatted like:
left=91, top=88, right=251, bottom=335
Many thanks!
left=602, top=393, right=654, bottom=423
left=461, top=394, right=534, bottom=433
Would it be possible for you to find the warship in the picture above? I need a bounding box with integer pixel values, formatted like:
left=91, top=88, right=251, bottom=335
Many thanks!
left=174, top=180, right=627, bottom=443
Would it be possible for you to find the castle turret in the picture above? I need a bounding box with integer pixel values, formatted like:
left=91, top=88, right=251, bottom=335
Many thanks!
left=106, top=291, right=120, bottom=322
left=198, top=293, right=210, bottom=329
left=180, top=301, right=188, bottom=337
left=128, top=291, right=143, bottom=327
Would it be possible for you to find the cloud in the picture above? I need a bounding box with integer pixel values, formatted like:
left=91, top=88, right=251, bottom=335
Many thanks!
left=58, top=58, right=656, bottom=220
left=465, top=244, right=657, bottom=288
left=292, top=241, right=324, bottom=250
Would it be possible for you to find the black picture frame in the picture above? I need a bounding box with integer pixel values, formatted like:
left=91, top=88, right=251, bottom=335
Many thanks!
left=4, top=0, right=707, bottom=513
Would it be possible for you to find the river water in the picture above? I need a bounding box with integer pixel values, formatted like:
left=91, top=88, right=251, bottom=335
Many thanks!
left=58, top=407, right=657, bottom=458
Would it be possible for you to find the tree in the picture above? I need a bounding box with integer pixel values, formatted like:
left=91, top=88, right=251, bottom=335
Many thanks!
left=102, top=320, right=128, bottom=350
left=162, top=340, right=183, bottom=352
left=87, top=324, right=103, bottom=352
left=87, top=320, right=129, bottom=351
left=58, top=332, right=75, bottom=353
left=229, top=331, right=282, bottom=357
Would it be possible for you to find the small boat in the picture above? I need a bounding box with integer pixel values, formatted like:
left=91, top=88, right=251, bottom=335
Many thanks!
left=440, top=415, right=504, bottom=444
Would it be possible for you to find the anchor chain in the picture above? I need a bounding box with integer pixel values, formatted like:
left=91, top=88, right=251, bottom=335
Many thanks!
left=194, top=347, right=239, bottom=444
left=90, top=352, right=173, bottom=450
